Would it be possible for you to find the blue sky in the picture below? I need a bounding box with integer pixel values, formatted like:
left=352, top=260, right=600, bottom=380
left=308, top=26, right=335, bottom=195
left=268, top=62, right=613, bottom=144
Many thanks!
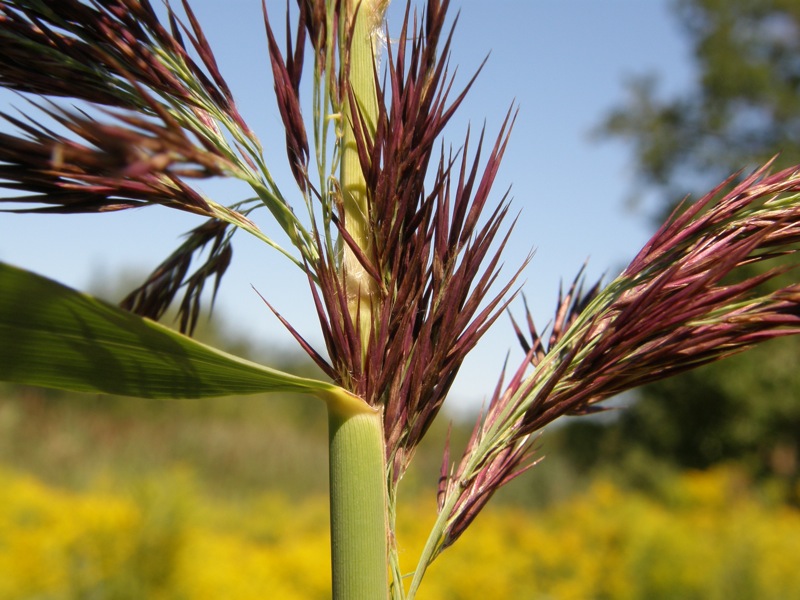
left=0, top=0, right=694, bottom=411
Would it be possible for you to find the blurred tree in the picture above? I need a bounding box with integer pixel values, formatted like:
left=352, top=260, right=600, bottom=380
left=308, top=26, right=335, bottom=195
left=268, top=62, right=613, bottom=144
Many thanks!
left=589, top=0, right=800, bottom=494
left=601, top=0, right=800, bottom=202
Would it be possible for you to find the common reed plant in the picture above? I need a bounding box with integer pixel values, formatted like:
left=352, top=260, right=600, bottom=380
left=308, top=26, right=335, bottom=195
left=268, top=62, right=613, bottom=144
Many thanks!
left=2, top=1, right=800, bottom=597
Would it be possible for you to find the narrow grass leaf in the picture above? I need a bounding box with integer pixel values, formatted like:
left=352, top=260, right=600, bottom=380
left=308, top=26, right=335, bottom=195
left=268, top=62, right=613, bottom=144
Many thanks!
left=0, top=262, right=356, bottom=404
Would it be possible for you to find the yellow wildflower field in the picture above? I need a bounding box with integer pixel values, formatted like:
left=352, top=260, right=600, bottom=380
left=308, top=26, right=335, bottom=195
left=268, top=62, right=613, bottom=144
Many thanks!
left=2, top=466, right=799, bottom=599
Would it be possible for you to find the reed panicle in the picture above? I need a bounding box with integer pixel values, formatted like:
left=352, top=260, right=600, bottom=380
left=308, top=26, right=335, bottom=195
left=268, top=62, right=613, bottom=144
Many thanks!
left=436, top=161, right=800, bottom=554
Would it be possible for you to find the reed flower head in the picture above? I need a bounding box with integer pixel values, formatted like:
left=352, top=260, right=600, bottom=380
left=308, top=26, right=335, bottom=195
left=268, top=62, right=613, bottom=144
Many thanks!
left=437, top=160, right=800, bottom=551
left=262, top=0, right=524, bottom=483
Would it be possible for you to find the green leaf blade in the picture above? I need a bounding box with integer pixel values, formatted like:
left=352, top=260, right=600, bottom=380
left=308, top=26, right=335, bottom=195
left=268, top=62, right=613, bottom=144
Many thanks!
left=0, top=262, right=350, bottom=402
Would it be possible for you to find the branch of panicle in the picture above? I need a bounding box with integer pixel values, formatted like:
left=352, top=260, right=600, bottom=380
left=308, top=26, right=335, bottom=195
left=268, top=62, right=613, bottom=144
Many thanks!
left=0, top=100, right=229, bottom=217
left=0, top=0, right=251, bottom=136
left=120, top=218, right=234, bottom=335
left=0, top=0, right=320, bottom=330
left=263, top=0, right=310, bottom=194
left=436, top=160, right=800, bottom=553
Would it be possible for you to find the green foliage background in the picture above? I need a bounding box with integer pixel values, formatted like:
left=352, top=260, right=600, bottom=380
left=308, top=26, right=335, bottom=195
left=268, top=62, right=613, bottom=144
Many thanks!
left=581, top=0, right=800, bottom=496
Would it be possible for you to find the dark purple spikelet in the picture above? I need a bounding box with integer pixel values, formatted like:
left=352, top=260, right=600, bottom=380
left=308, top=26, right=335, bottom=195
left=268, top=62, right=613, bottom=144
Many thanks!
left=121, top=219, right=233, bottom=335
left=295, top=0, right=333, bottom=72
left=0, top=100, right=229, bottom=216
left=263, top=0, right=310, bottom=192
left=436, top=355, right=541, bottom=552
left=0, top=1, right=246, bottom=125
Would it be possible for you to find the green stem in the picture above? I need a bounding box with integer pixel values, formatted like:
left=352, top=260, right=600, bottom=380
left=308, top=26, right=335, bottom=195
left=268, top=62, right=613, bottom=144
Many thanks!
left=328, top=405, right=389, bottom=599
left=327, top=2, right=391, bottom=599
left=406, top=493, right=453, bottom=599
left=341, top=0, right=383, bottom=348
